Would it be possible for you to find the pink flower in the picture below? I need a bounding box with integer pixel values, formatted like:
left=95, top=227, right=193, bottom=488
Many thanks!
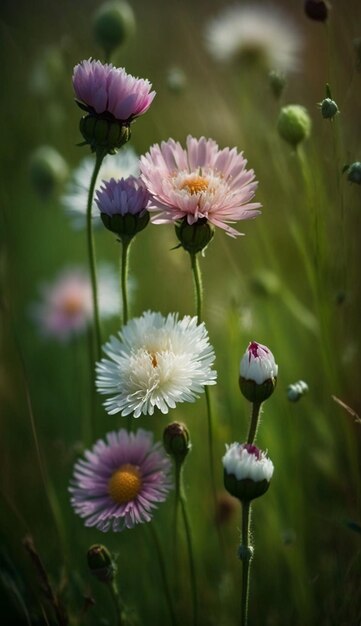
left=95, top=176, right=149, bottom=216
left=240, top=341, right=278, bottom=385
left=140, top=135, right=261, bottom=237
left=73, top=59, right=156, bottom=122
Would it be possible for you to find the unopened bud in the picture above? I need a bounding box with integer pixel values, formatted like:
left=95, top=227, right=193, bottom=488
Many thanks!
left=319, top=97, right=339, bottom=119
left=277, top=104, right=311, bottom=148
left=223, top=443, right=274, bottom=502
left=87, top=544, right=117, bottom=583
left=343, top=162, right=361, bottom=185
left=175, top=217, right=215, bottom=254
left=93, top=1, right=136, bottom=58
left=304, top=1, right=329, bottom=22
left=163, top=422, right=191, bottom=465
left=287, top=380, right=308, bottom=402
left=269, top=70, right=286, bottom=100
left=239, top=341, right=278, bottom=403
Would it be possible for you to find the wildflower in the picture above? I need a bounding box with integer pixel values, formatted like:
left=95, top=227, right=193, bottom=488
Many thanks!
left=95, top=176, right=150, bottom=241
left=287, top=380, right=308, bottom=402
left=32, top=265, right=119, bottom=341
left=140, top=135, right=261, bottom=240
left=277, top=104, right=311, bottom=148
left=239, top=341, right=278, bottom=403
left=93, top=1, right=135, bottom=59
left=96, top=311, right=217, bottom=417
left=204, top=4, right=302, bottom=73
left=73, top=59, right=155, bottom=151
left=223, top=442, right=274, bottom=501
left=70, top=429, right=172, bottom=531
left=62, top=147, right=139, bottom=229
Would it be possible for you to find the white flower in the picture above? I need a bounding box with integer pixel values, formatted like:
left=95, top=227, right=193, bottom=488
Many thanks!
left=223, top=443, right=274, bottom=482
left=96, top=311, right=217, bottom=417
left=240, top=341, right=278, bottom=385
left=62, top=147, right=140, bottom=229
left=204, top=3, right=302, bottom=73
left=32, top=263, right=120, bottom=341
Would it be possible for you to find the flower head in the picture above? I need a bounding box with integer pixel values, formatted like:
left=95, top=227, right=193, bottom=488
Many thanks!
left=62, top=147, right=140, bottom=229
left=140, top=135, right=261, bottom=238
left=95, top=176, right=150, bottom=240
left=204, top=4, right=302, bottom=73
left=73, top=59, right=155, bottom=123
left=239, top=341, right=278, bottom=402
left=96, top=311, right=217, bottom=417
left=70, top=429, right=172, bottom=532
left=223, top=442, right=274, bottom=501
left=32, top=265, right=119, bottom=341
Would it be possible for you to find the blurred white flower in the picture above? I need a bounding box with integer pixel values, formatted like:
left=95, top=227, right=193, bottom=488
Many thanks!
left=62, top=147, right=140, bottom=229
left=32, top=264, right=120, bottom=341
left=204, top=4, right=302, bottom=73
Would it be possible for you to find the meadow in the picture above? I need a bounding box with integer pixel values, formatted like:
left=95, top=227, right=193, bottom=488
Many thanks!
left=1, top=0, right=361, bottom=625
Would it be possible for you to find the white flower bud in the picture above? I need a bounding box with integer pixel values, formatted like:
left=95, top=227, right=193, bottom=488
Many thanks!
left=239, top=341, right=278, bottom=403
left=223, top=443, right=274, bottom=502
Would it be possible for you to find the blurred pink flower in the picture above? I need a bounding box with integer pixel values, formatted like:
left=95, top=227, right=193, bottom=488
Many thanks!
left=72, top=59, right=156, bottom=122
left=32, top=266, right=119, bottom=341
left=140, top=135, right=261, bottom=237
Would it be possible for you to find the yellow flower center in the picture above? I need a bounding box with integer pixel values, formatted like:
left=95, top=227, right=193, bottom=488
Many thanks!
left=181, top=175, right=209, bottom=195
left=108, top=464, right=142, bottom=504
left=62, top=294, right=83, bottom=315
left=149, top=352, right=158, bottom=367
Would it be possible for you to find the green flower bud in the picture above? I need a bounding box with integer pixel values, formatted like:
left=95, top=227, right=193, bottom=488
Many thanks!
left=319, top=97, right=339, bottom=119
left=344, top=162, right=361, bottom=185
left=93, top=1, right=136, bottom=58
left=239, top=377, right=277, bottom=403
left=277, top=104, right=311, bottom=148
left=79, top=114, right=131, bottom=154
left=304, top=1, right=329, bottom=22
left=29, top=145, right=68, bottom=198
left=163, top=422, right=191, bottom=465
left=175, top=217, right=215, bottom=254
left=268, top=70, right=286, bottom=100
left=101, top=210, right=150, bottom=242
left=87, top=544, right=117, bottom=583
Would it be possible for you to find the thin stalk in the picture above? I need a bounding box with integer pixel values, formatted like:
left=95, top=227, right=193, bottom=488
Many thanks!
left=120, top=239, right=132, bottom=325
left=86, top=148, right=106, bottom=361
left=179, top=468, right=198, bottom=626
left=189, top=253, right=203, bottom=321
left=86, top=327, right=97, bottom=441
left=189, top=252, right=219, bottom=535
left=148, top=523, right=178, bottom=626
left=246, top=402, right=262, bottom=445
left=107, top=581, right=124, bottom=626
left=240, top=501, right=252, bottom=626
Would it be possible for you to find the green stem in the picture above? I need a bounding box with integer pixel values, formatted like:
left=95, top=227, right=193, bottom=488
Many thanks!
left=240, top=501, right=252, bottom=626
left=86, top=148, right=106, bottom=361
left=179, top=469, right=198, bottom=626
left=189, top=253, right=202, bottom=321
left=120, top=239, right=132, bottom=325
left=189, top=252, right=219, bottom=538
left=148, top=524, right=178, bottom=626
left=246, top=402, right=262, bottom=445
left=107, top=581, right=124, bottom=626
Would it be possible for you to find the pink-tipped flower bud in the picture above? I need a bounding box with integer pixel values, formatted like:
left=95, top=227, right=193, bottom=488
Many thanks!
left=223, top=442, right=274, bottom=502
left=239, top=341, right=278, bottom=403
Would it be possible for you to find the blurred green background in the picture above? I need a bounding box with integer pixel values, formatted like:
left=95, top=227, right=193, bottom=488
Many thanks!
left=1, top=0, right=361, bottom=624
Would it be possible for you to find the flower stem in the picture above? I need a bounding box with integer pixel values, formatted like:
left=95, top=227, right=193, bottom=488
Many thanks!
left=246, top=402, right=262, bottom=445
left=240, top=501, right=252, bottom=626
left=107, top=581, right=124, bottom=626
left=120, top=239, right=132, bottom=325
left=189, top=252, right=219, bottom=537
left=86, top=148, right=107, bottom=361
left=189, top=252, right=203, bottom=321
left=148, top=523, right=178, bottom=626
left=178, top=465, right=198, bottom=626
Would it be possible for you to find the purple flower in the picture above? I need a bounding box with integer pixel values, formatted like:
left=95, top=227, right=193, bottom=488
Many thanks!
left=95, top=176, right=149, bottom=216
left=72, top=59, right=156, bottom=122
left=69, top=429, right=172, bottom=532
